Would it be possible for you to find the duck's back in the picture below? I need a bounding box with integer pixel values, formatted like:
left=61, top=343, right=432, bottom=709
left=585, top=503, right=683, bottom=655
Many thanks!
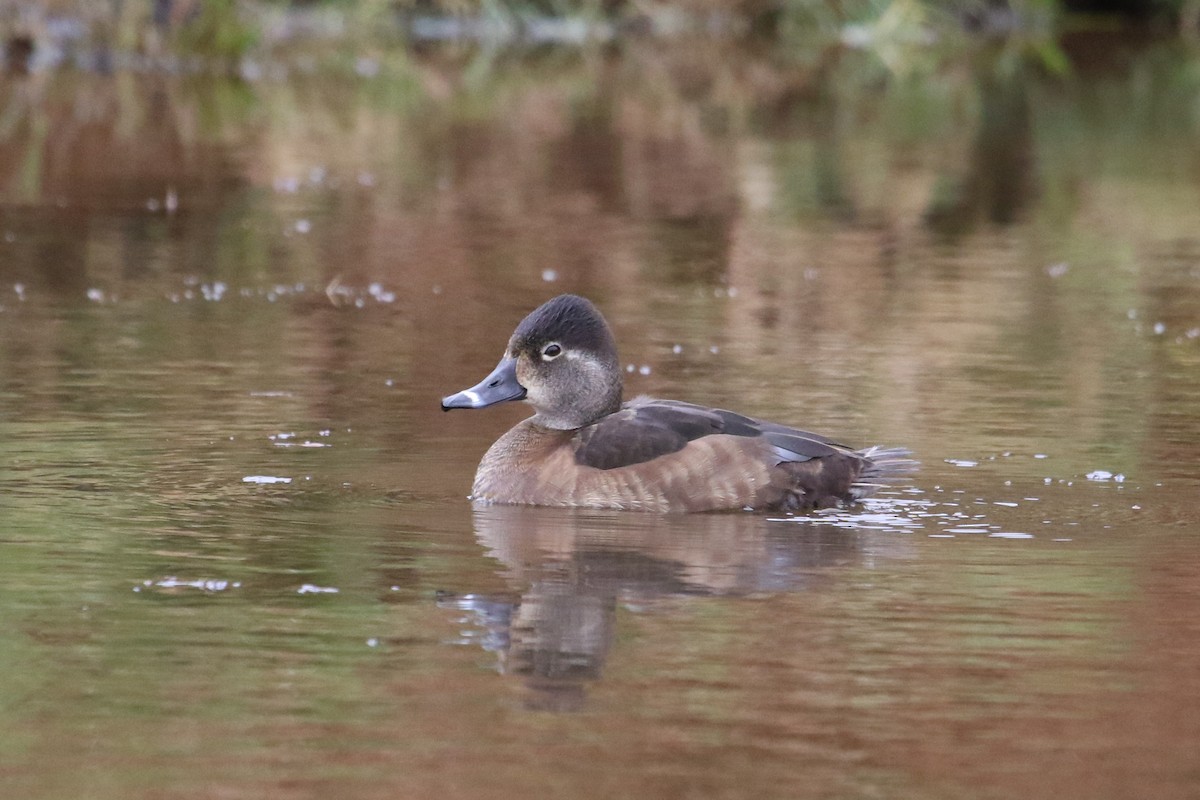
left=471, top=397, right=914, bottom=513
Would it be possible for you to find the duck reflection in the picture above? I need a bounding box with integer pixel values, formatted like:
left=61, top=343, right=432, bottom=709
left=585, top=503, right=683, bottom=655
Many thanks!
left=442, top=505, right=882, bottom=711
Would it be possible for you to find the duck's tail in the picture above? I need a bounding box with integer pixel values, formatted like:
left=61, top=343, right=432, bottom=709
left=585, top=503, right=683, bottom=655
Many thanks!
left=850, top=446, right=919, bottom=500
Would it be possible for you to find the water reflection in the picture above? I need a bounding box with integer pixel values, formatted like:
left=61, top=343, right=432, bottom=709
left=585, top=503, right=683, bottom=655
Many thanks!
left=925, top=58, right=1035, bottom=234
left=2, top=36, right=1200, bottom=799
left=447, top=505, right=909, bottom=710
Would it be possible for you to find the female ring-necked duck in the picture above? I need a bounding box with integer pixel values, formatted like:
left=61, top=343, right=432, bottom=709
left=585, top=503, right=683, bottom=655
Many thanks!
left=442, top=294, right=916, bottom=513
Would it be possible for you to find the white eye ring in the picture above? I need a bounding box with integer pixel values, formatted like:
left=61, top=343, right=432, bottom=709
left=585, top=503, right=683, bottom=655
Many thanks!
left=541, top=343, right=563, bottom=361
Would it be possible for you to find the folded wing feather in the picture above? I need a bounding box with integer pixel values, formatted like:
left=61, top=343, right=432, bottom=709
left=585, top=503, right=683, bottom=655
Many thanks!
left=573, top=397, right=854, bottom=471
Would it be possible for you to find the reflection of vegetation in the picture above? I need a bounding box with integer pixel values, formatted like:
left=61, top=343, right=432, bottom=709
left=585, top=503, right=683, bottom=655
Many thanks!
left=1, top=22, right=1198, bottom=794
left=173, top=0, right=260, bottom=63
left=0, top=34, right=1197, bottom=476
left=0, top=0, right=1194, bottom=75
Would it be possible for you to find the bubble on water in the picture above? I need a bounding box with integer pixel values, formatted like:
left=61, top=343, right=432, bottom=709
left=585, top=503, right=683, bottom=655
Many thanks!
left=355, top=57, right=380, bottom=78
left=201, top=282, right=227, bottom=302
left=366, top=637, right=380, bottom=647
left=638, top=365, right=651, bottom=375
left=1153, top=321, right=1166, bottom=335
left=240, top=60, right=263, bottom=81
left=242, top=475, right=292, bottom=484
left=86, top=288, right=104, bottom=302
left=297, top=584, right=338, bottom=594
left=990, top=532, right=1034, bottom=539
left=1045, top=262, right=1069, bottom=278
left=541, top=268, right=558, bottom=282
left=672, top=344, right=683, bottom=354
left=294, top=219, right=311, bottom=234
left=141, top=577, right=239, bottom=593
left=273, top=438, right=330, bottom=448
left=368, top=282, right=396, bottom=303
left=944, top=459, right=978, bottom=468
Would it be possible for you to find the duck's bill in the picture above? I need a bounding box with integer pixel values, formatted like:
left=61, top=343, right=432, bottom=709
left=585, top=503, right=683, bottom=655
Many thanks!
left=441, top=356, right=527, bottom=410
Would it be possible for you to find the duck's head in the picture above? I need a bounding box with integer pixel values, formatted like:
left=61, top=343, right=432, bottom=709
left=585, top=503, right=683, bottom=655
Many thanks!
left=441, top=294, right=623, bottom=430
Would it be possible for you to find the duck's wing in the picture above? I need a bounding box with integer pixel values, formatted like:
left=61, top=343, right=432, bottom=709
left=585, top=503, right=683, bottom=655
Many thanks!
left=573, top=397, right=852, bottom=471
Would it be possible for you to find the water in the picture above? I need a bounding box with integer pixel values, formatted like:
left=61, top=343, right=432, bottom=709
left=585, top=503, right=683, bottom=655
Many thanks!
left=2, top=39, right=1200, bottom=799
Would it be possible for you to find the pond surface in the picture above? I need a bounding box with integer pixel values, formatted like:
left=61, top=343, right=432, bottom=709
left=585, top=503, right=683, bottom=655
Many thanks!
left=2, top=38, right=1200, bottom=799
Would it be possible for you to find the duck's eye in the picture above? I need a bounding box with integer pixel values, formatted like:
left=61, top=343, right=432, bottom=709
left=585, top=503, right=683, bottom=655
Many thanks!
left=541, top=343, right=563, bottom=360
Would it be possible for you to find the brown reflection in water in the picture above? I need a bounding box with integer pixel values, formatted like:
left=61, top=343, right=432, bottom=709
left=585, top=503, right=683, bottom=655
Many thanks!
left=449, top=505, right=879, bottom=710
left=0, top=72, right=245, bottom=292
left=1143, top=238, right=1200, bottom=477
left=886, top=532, right=1200, bottom=800
left=1118, top=543, right=1200, bottom=800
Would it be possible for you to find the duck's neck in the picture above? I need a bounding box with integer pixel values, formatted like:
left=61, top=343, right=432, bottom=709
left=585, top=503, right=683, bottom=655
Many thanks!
left=552, top=360, right=623, bottom=430
left=472, top=420, right=576, bottom=502
left=531, top=403, right=618, bottom=431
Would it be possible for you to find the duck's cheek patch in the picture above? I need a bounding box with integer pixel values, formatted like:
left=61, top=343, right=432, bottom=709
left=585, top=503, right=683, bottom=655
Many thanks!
left=513, top=358, right=535, bottom=386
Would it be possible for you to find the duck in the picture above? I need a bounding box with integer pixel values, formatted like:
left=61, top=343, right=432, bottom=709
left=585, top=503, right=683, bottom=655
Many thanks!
left=441, top=294, right=916, bottom=513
